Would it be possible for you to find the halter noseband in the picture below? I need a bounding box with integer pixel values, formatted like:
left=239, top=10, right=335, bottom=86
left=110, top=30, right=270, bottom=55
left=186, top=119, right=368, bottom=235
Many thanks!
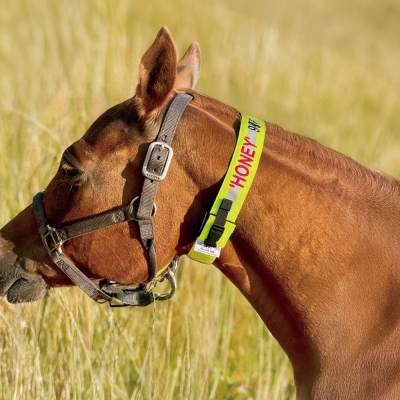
left=32, top=93, right=193, bottom=307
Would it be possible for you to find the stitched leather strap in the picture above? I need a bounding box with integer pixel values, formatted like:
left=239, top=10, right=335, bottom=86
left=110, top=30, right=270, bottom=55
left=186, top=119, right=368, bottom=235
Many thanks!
left=33, top=192, right=113, bottom=303
left=136, top=93, right=193, bottom=280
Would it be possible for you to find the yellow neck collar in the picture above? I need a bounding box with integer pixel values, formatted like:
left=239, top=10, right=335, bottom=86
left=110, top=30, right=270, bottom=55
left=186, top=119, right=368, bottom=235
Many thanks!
left=188, top=114, right=266, bottom=264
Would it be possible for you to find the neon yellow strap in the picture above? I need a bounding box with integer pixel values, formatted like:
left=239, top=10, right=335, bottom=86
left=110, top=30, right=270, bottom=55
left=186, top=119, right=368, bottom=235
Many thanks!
left=188, top=114, right=266, bottom=264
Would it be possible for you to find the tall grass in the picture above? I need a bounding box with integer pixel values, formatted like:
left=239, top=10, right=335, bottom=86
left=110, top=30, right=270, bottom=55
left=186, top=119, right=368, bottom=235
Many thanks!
left=1, top=0, right=399, bottom=399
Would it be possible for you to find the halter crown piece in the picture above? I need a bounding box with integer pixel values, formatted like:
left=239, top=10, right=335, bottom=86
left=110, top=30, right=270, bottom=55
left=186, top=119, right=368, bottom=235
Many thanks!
left=33, top=93, right=266, bottom=307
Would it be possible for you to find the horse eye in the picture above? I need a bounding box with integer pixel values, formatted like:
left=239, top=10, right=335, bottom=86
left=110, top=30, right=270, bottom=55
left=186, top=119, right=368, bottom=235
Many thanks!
left=60, top=162, right=81, bottom=178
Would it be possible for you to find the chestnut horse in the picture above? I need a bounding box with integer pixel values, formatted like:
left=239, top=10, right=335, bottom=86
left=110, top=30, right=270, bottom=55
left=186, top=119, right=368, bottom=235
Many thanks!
left=1, top=27, right=400, bottom=399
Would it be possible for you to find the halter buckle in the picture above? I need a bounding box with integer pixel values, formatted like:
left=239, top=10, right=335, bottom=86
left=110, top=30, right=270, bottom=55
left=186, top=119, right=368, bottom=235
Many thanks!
left=41, top=224, right=64, bottom=255
left=142, top=141, right=173, bottom=181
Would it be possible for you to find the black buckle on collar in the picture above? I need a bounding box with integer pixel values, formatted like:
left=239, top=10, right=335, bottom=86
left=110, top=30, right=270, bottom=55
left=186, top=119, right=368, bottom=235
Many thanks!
left=204, top=198, right=232, bottom=247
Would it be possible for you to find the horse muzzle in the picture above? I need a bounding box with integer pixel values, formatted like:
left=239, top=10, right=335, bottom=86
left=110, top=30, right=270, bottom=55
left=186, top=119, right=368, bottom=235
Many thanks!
left=0, top=235, right=48, bottom=303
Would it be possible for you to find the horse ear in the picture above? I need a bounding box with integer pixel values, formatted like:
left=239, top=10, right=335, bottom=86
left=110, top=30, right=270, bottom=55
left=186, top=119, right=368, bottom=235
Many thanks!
left=134, top=27, right=177, bottom=117
left=175, top=42, right=201, bottom=89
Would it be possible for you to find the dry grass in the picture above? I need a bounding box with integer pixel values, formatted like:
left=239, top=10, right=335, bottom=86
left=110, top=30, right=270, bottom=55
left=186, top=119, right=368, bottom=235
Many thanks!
left=0, top=0, right=399, bottom=398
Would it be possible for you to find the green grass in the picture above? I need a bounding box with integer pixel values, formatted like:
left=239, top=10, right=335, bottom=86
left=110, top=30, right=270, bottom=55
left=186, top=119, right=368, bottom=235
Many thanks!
left=1, top=0, right=399, bottom=398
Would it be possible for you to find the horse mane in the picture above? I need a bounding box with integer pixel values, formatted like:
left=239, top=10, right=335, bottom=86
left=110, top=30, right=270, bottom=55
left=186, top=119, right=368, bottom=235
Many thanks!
left=187, top=90, right=400, bottom=201
left=268, top=122, right=400, bottom=201
left=184, top=90, right=241, bottom=126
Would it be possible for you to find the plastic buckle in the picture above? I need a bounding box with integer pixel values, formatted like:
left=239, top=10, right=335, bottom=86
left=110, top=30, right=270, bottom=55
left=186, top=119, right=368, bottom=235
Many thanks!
left=204, top=199, right=233, bottom=247
left=41, top=224, right=63, bottom=254
left=142, top=141, right=174, bottom=181
left=204, top=224, right=225, bottom=247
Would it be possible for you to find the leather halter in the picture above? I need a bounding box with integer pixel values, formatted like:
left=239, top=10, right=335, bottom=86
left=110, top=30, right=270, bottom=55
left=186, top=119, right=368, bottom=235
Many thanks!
left=32, top=93, right=193, bottom=307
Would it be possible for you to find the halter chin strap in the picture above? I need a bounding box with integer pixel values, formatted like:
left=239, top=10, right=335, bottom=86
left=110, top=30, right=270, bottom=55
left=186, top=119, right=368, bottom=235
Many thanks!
left=32, top=93, right=192, bottom=307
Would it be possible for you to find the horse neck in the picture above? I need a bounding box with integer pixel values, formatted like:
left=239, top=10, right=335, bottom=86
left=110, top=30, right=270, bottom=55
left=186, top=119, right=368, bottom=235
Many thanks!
left=179, top=102, right=400, bottom=395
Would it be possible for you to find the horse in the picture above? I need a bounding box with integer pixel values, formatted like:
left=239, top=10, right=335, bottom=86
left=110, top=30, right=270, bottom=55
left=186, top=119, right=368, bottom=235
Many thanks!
left=1, top=26, right=400, bottom=399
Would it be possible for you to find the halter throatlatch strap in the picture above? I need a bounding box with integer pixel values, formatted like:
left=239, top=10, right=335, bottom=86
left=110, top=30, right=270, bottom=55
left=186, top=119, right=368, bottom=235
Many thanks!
left=32, top=93, right=192, bottom=307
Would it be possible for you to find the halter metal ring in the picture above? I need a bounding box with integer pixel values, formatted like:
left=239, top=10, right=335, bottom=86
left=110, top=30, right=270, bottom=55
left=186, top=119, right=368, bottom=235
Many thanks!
left=130, top=196, right=157, bottom=218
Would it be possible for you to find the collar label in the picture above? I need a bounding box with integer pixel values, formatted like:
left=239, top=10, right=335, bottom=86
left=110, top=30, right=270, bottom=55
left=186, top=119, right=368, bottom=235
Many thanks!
left=193, top=239, right=221, bottom=258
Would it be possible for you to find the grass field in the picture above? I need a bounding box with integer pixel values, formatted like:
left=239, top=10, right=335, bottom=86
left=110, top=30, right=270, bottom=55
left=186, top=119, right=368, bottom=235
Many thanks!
left=1, top=0, right=399, bottom=399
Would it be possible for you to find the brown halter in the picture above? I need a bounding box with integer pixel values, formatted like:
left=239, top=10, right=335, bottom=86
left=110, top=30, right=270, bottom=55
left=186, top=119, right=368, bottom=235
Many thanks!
left=32, top=93, right=192, bottom=307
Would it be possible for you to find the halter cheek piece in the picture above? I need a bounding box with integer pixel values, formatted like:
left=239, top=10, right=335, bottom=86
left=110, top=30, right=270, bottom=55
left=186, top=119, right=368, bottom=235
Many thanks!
left=33, top=93, right=193, bottom=307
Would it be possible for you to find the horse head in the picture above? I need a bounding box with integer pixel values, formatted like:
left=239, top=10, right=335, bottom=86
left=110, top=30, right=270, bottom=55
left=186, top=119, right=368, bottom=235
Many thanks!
left=0, top=27, right=238, bottom=304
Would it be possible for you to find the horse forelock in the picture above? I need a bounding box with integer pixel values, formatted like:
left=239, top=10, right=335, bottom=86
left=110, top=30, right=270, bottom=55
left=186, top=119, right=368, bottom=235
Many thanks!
left=83, top=98, right=139, bottom=144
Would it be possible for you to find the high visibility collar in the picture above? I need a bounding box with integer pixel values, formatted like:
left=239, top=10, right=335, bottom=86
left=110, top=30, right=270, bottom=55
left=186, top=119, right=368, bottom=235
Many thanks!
left=188, top=114, right=266, bottom=264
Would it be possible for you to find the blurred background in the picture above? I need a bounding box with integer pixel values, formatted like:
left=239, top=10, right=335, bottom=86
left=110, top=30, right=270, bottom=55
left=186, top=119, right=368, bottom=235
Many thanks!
left=0, top=0, right=399, bottom=399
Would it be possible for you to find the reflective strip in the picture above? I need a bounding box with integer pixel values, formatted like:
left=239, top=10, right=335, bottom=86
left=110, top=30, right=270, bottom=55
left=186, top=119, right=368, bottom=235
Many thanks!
left=188, top=114, right=266, bottom=264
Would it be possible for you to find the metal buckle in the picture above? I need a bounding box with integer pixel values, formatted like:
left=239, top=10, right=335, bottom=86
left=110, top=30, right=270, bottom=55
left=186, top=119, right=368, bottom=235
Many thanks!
left=142, top=141, right=173, bottom=181
left=41, top=224, right=63, bottom=255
